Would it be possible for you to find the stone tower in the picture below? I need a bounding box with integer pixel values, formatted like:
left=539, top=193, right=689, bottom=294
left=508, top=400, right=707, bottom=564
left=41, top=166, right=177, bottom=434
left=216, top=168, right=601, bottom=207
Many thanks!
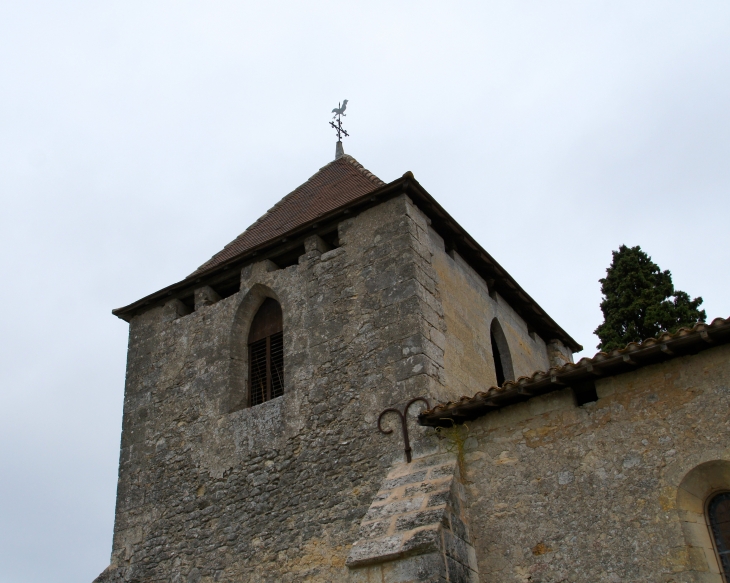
left=95, top=151, right=580, bottom=582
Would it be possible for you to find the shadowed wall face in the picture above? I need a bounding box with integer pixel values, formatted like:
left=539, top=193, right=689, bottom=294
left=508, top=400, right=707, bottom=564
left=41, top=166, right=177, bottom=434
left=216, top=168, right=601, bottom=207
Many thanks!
left=430, top=229, right=551, bottom=397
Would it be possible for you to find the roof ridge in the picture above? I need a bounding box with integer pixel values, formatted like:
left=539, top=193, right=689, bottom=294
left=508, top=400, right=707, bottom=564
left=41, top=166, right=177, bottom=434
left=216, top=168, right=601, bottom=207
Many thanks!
left=339, top=154, right=386, bottom=186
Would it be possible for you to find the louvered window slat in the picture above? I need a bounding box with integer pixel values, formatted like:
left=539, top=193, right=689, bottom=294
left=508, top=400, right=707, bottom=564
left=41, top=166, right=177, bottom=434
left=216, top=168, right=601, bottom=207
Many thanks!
left=249, top=338, right=268, bottom=406
left=270, top=332, right=284, bottom=399
left=247, top=299, right=284, bottom=407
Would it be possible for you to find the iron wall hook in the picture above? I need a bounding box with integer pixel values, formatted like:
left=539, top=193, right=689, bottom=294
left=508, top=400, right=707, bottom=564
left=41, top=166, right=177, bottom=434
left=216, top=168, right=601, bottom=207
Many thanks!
left=377, top=397, right=430, bottom=463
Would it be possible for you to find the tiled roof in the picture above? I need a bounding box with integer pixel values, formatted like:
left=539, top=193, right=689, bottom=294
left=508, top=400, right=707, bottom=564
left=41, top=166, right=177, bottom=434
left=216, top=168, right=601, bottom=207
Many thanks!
left=419, top=317, right=730, bottom=427
left=189, top=155, right=385, bottom=277
left=112, top=156, right=580, bottom=352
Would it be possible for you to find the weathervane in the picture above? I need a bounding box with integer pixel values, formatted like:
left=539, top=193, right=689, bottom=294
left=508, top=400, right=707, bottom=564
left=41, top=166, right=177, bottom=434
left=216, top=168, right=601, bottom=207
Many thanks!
left=330, top=99, right=349, bottom=142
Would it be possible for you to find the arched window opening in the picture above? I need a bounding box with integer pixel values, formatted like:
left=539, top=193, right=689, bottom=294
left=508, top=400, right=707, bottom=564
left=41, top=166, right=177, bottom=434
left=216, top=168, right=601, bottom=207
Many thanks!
left=490, top=319, right=514, bottom=386
left=491, top=333, right=506, bottom=386
left=708, top=492, right=730, bottom=579
left=248, top=298, right=284, bottom=406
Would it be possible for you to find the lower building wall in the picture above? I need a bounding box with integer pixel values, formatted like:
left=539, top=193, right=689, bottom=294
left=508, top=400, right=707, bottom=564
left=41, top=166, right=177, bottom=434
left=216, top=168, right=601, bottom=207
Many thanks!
left=461, top=344, right=730, bottom=582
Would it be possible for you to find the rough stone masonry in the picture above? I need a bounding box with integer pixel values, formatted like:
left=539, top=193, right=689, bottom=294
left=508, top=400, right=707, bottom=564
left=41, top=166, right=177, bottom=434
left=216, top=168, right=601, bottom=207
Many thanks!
left=96, top=153, right=730, bottom=582
left=97, top=191, right=496, bottom=582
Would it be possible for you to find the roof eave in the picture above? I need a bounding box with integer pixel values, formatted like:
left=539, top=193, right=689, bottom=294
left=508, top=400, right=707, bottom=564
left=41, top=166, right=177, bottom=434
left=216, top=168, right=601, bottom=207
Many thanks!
left=419, top=317, right=730, bottom=427
left=112, top=176, right=409, bottom=322
left=403, top=176, right=581, bottom=352
left=113, top=173, right=581, bottom=353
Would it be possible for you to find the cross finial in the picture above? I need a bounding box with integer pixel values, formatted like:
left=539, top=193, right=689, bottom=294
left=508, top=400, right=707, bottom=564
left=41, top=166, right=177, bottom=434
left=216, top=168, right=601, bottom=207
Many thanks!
left=330, top=100, right=349, bottom=155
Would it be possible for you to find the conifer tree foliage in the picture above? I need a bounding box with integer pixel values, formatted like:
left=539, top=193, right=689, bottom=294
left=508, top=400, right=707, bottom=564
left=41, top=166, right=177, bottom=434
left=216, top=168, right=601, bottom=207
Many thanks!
left=594, top=245, right=706, bottom=351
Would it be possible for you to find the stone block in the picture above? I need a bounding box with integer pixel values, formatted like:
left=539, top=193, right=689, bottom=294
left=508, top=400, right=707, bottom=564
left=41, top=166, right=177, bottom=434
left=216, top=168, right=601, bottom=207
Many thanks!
left=429, top=463, right=457, bottom=480
left=395, top=509, right=446, bottom=532
left=410, top=453, right=454, bottom=470
left=163, top=298, right=192, bottom=321
left=442, top=529, right=470, bottom=566
left=321, top=246, right=346, bottom=262
left=446, top=512, right=469, bottom=542
left=364, top=497, right=425, bottom=522
left=347, top=535, right=405, bottom=566
left=395, top=354, right=438, bottom=382
left=426, top=490, right=450, bottom=508
left=304, top=234, right=331, bottom=254
left=381, top=471, right=429, bottom=491
left=349, top=552, right=447, bottom=583
left=358, top=519, right=390, bottom=539
left=240, top=259, right=278, bottom=283
left=382, top=279, right=422, bottom=309
left=682, top=520, right=714, bottom=550
left=445, top=556, right=478, bottom=583
left=194, top=286, right=221, bottom=309
left=400, top=525, right=440, bottom=554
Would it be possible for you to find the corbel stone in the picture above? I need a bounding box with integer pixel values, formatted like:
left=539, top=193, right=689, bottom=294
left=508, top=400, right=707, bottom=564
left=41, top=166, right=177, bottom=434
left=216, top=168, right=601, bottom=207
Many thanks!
left=304, top=234, right=331, bottom=255
left=194, top=285, right=221, bottom=309
left=547, top=339, right=573, bottom=367
left=162, top=298, right=191, bottom=321
left=240, top=260, right=279, bottom=285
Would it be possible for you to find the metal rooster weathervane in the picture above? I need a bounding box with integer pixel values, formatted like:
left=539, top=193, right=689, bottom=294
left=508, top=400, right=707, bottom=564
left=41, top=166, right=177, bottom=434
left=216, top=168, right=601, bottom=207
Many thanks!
left=330, top=99, right=349, bottom=141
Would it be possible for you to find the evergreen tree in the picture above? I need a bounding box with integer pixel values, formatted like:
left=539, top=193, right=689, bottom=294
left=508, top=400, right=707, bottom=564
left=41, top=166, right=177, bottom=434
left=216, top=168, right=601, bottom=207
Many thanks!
left=594, top=245, right=705, bottom=351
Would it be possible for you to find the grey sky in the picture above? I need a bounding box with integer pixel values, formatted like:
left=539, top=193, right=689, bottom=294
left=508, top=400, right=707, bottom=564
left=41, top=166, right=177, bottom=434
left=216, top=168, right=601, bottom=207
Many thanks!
left=1, top=2, right=728, bottom=581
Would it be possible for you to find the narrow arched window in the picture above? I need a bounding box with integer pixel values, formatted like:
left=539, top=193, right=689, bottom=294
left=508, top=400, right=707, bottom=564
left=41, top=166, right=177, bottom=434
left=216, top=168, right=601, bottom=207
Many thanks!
left=708, top=492, right=730, bottom=578
left=490, top=319, right=514, bottom=386
left=248, top=298, right=284, bottom=406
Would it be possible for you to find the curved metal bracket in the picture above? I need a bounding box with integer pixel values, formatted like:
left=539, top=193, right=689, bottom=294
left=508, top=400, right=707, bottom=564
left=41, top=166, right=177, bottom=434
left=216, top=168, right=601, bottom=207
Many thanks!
left=377, top=397, right=430, bottom=463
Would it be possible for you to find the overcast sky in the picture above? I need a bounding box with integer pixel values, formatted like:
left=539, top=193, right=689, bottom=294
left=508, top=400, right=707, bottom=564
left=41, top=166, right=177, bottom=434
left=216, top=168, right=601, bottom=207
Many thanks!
left=1, top=2, right=729, bottom=581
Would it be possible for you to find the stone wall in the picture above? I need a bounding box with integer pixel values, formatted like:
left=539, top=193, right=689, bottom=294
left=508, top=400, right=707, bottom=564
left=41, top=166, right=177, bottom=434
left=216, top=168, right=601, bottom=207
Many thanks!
left=96, top=194, right=454, bottom=582
left=97, top=188, right=588, bottom=583
left=428, top=228, right=552, bottom=397
left=460, top=343, right=730, bottom=582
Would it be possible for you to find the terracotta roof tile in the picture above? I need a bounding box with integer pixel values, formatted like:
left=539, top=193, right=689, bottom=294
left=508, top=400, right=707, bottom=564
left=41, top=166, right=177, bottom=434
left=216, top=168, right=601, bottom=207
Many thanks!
left=189, top=155, right=384, bottom=277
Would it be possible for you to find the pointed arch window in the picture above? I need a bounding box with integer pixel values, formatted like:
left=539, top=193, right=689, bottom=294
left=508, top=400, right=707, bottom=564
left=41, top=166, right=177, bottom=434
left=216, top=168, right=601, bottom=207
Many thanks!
left=490, top=319, right=514, bottom=386
left=708, top=491, right=730, bottom=579
left=248, top=298, right=284, bottom=406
